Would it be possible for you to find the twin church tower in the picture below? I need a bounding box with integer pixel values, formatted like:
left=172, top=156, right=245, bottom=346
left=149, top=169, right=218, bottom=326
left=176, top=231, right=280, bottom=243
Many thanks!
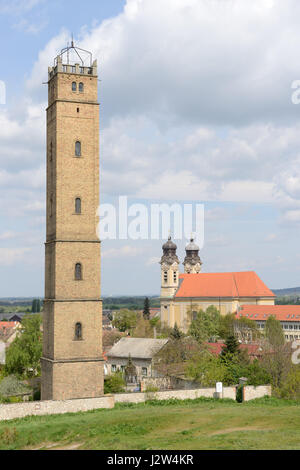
left=160, top=236, right=202, bottom=298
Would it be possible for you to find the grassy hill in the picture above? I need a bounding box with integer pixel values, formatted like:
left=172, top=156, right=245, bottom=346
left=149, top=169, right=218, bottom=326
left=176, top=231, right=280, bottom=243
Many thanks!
left=1, top=397, right=300, bottom=450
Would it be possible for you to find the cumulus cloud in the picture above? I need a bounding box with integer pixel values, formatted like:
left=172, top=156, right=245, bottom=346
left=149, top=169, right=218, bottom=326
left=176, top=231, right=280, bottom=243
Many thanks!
left=0, top=247, right=32, bottom=266
left=3, top=0, right=300, bottom=291
left=102, top=244, right=144, bottom=259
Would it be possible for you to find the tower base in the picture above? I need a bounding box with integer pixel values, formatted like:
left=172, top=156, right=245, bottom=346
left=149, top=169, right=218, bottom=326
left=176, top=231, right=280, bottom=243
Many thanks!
left=41, top=357, right=104, bottom=401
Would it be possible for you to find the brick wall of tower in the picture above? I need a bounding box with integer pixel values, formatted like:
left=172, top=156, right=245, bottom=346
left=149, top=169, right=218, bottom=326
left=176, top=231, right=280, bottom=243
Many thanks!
left=42, top=57, right=103, bottom=401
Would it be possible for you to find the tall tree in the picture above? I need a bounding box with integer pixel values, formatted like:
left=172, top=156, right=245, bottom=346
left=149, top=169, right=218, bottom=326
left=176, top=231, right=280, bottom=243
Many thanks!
left=170, top=323, right=184, bottom=340
left=220, top=334, right=240, bottom=357
left=143, top=297, right=150, bottom=320
left=262, top=315, right=291, bottom=389
left=188, top=307, right=220, bottom=343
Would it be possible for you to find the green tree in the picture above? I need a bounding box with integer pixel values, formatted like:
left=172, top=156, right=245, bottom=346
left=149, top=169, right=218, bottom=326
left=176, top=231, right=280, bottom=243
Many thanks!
left=279, top=366, right=300, bottom=399
left=143, top=297, right=150, bottom=320
left=262, top=316, right=291, bottom=389
left=170, top=323, right=184, bottom=340
left=188, top=306, right=220, bottom=344
left=220, top=335, right=240, bottom=357
left=31, top=299, right=40, bottom=313
left=4, top=314, right=42, bottom=378
left=265, top=315, right=285, bottom=348
left=112, top=309, right=138, bottom=333
left=243, top=359, right=271, bottom=387
left=186, top=349, right=228, bottom=387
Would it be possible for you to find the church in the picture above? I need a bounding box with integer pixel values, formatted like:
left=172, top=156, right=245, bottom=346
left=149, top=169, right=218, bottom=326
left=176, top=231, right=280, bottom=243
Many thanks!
left=159, top=236, right=276, bottom=332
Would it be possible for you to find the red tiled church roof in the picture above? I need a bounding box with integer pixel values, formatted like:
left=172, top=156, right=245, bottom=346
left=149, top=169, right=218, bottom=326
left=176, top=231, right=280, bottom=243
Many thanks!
left=237, top=304, right=300, bottom=322
left=175, top=271, right=275, bottom=299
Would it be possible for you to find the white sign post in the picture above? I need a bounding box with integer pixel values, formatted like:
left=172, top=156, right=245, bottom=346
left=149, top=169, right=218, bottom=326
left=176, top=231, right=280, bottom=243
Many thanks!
left=216, top=382, right=223, bottom=398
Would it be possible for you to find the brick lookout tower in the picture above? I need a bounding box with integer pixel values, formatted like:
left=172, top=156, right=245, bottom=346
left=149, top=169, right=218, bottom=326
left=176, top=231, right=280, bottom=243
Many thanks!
left=41, top=43, right=104, bottom=400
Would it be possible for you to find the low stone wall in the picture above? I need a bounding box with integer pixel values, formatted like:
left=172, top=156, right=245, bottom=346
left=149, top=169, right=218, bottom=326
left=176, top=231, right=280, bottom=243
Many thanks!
left=0, top=396, right=114, bottom=422
left=115, top=386, right=236, bottom=403
left=141, top=376, right=199, bottom=392
left=0, top=385, right=272, bottom=421
left=243, top=385, right=271, bottom=402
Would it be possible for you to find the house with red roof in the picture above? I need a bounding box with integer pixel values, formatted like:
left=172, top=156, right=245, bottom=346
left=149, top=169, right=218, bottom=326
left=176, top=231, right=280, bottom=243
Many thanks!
left=159, top=237, right=276, bottom=332
left=236, top=304, right=300, bottom=342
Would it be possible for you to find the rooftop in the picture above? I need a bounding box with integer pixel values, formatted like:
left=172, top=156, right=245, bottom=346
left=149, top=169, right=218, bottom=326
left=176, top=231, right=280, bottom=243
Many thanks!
left=237, top=305, right=300, bottom=322
left=175, top=271, right=275, bottom=299
left=107, top=337, right=169, bottom=359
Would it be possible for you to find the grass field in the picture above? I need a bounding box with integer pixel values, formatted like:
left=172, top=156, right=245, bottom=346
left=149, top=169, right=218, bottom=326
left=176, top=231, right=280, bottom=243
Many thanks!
left=0, top=397, right=300, bottom=450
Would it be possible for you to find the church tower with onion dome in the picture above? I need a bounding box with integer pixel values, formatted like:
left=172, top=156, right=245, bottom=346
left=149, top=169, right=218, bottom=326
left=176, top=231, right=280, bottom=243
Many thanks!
left=159, top=236, right=180, bottom=327
left=183, top=237, right=202, bottom=274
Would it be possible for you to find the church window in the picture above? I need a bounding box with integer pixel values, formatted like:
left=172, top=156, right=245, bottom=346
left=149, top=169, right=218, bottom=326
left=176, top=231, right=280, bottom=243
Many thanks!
left=142, top=367, right=147, bottom=376
left=75, top=263, right=82, bottom=280
left=164, top=271, right=168, bottom=282
left=75, top=198, right=81, bottom=214
left=173, top=271, right=177, bottom=282
left=72, top=81, right=77, bottom=92
left=79, top=82, right=84, bottom=93
left=75, top=322, right=82, bottom=340
left=75, top=141, right=81, bottom=156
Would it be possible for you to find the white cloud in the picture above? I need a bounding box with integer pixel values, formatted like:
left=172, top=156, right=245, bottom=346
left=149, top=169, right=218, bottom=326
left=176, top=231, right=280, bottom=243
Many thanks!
left=102, top=244, right=144, bottom=259
left=0, top=231, right=18, bottom=241
left=0, top=247, right=31, bottom=266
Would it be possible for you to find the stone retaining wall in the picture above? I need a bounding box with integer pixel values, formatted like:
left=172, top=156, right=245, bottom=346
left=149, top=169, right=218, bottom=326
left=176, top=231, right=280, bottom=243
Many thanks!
left=0, top=385, right=271, bottom=421
left=0, top=396, right=114, bottom=422
left=243, top=385, right=271, bottom=402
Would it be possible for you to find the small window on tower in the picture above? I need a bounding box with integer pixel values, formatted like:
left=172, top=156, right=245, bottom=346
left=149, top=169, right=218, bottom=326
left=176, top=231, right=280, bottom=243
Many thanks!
left=72, top=82, right=77, bottom=92
left=173, top=271, right=177, bottom=282
left=75, top=322, right=82, bottom=340
left=75, top=263, right=82, bottom=280
left=79, top=82, right=84, bottom=93
left=75, top=198, right=81, bottom=214
left=49, top=195, right=53, bottom=218
left=75, top=141, right=81, bottom=156
left=164, top=271, right=168, bottom=283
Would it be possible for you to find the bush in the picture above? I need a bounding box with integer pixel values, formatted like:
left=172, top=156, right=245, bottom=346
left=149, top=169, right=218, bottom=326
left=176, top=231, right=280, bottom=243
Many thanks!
left=0, top=375, right=31, bottom=398
left=104, top=373, right=125, bottom=394
left=278, top=367, right=300, bottom=400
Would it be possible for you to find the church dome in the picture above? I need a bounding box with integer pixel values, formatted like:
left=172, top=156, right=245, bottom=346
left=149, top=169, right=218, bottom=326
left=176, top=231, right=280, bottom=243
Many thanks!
left=185, top=238, right=199, bottom=251
left=163, top=236, right=177, bottom=251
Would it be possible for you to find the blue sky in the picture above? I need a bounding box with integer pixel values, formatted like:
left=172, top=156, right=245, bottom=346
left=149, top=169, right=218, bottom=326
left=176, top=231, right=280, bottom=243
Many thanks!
left=1, top=0, right=300, bottom=297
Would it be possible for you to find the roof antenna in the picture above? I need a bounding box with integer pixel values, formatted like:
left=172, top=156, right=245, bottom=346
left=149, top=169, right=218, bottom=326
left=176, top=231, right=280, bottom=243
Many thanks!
left=71, top=33, right=74, bottom=48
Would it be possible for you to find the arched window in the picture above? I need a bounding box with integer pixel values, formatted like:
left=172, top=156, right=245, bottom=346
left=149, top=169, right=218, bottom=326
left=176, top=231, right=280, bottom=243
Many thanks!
left=75, top=263, right=82, bottom=280
left=164, top=271, right=168, bottom=283
left=173, top=271, right=177, bottom=283
left=75, top=197, right=81, bottom=214
left=75, top=141, right=81, bottom=156
left=75, top=322, right=82, bottom=340
left=79, top=82, right=84, bottom=93
left=72, top=82, right=77, bottom=92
